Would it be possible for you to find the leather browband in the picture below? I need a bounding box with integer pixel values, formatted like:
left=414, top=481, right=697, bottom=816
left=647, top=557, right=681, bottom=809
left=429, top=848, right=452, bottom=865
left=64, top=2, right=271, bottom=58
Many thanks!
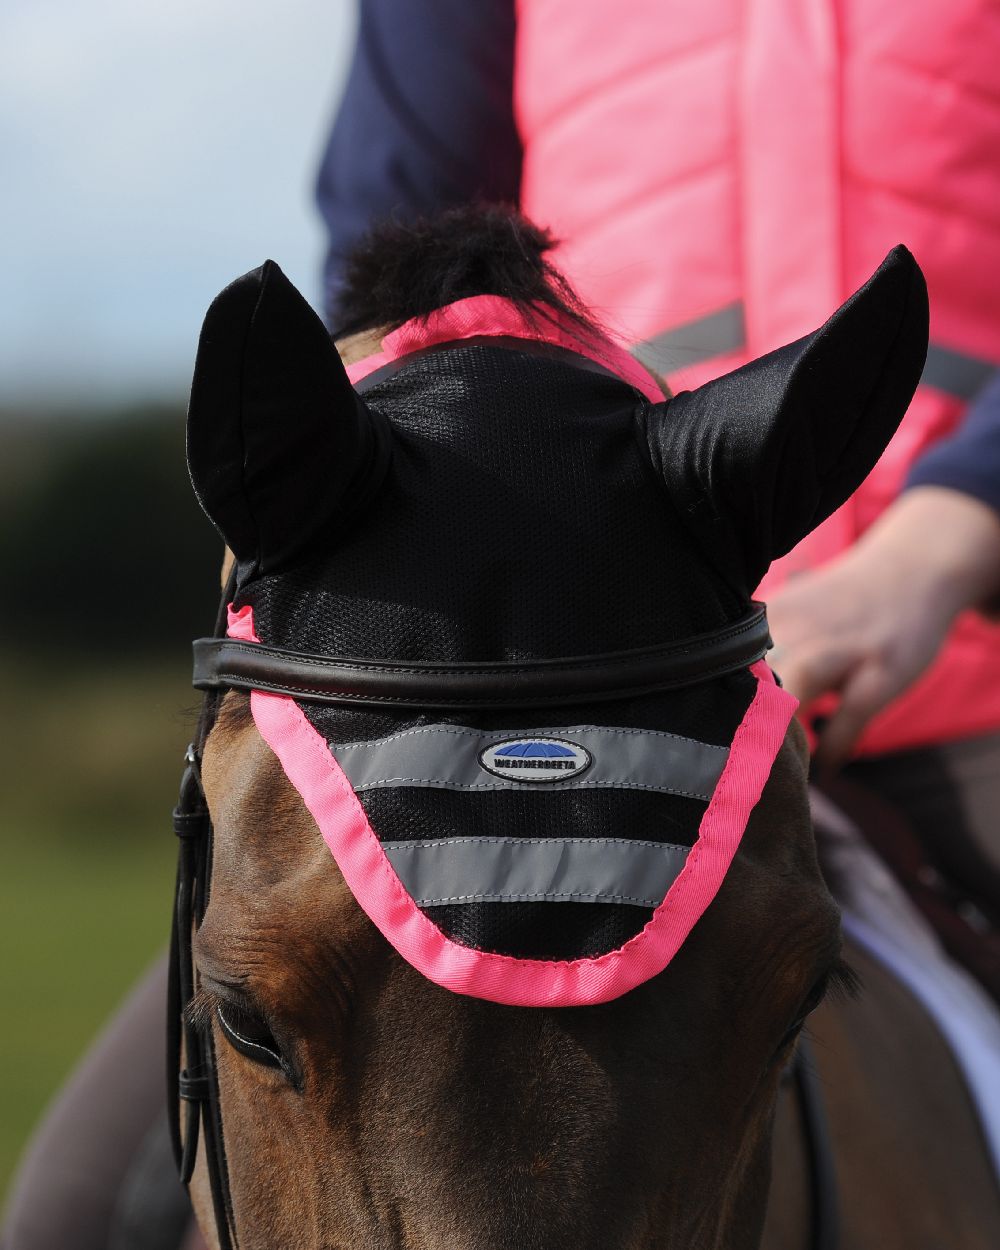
left=192, top=603, right=771, bottom=710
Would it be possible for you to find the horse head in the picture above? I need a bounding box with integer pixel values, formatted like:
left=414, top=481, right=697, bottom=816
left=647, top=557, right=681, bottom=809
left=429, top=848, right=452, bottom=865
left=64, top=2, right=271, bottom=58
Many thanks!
left=175, top=209, right=927, bottom=1249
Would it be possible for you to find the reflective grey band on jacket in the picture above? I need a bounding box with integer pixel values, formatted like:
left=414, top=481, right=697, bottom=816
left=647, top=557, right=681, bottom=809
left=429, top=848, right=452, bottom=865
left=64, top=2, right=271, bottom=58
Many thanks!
left=382, top=836, right=690, bottom=908
left=922, top=342, right=997, bottom=402
left=633, top=303, right=746, bottom=373
left=634, top=302, right=996, bottom=405
left=329, top=723, right=728, bottom=799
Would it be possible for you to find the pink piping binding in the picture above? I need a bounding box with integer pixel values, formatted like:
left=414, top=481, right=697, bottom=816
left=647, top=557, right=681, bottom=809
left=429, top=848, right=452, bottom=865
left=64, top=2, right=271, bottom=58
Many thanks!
left=228, top=605, right=796, bottom=1006
left=344, top=294, right=665, bottom=403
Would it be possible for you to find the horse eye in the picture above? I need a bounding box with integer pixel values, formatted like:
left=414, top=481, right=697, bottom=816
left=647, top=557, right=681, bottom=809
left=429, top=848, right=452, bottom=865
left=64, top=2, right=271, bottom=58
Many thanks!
left=775, top=974, right=830, bottom=1056
left=776, top=1014, right=809, bottom=1055
left=216, top=1002, right=284, bottom=1070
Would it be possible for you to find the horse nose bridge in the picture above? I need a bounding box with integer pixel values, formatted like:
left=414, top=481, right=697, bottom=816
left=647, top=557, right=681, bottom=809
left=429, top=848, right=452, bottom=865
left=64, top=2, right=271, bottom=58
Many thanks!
left=394, top=1013, right=674, bottom=1247
left=459, top=1010, right=623, bottom=1145
left=403, top=1170, right=652, bottom=1250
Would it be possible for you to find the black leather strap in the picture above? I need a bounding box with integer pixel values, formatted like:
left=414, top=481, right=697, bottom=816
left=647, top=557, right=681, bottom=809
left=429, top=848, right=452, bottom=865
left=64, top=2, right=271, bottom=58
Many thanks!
left=792, top=1038, right=840, bottom=1250
left=192, top=603, right=771, bottom=709
left=169, top=574, right=240, bottom=1250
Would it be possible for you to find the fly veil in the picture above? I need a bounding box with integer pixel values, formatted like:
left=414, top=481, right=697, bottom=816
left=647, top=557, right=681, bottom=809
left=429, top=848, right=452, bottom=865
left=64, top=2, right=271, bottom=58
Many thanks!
left=184, top=243, right=927, bottom=1007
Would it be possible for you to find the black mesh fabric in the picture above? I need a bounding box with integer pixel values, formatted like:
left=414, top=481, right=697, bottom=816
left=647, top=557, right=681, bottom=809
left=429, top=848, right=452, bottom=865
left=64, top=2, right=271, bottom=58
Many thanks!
left=242, top=346, right=745, bottom=660
left=424, top=901, right=649, bottom=961
left=361, top=787, right=710, bottom=849
left=239, top=345, right=758, bottom=961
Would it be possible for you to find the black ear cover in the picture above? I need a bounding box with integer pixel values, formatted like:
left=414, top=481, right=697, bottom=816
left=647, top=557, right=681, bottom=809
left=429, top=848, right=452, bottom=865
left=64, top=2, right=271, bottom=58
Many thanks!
left=644, top=246, right=929, bottom=594
left=186, top=261, right=391, bottom=580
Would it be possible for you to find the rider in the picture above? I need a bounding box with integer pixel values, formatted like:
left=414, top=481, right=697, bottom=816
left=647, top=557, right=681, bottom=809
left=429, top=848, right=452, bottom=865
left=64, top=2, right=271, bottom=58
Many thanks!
left=318, top=0, right=1000, bottom=924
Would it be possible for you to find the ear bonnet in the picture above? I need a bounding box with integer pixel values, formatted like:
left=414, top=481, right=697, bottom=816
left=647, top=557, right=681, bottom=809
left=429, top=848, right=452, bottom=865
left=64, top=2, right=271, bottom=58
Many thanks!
left=188, top=250, right=928, bottom=1006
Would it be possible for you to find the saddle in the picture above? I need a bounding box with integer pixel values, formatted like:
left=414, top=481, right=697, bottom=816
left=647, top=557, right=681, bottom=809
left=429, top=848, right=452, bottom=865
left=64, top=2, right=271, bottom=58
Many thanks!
left=814, top=773, right=1000, bottom=1005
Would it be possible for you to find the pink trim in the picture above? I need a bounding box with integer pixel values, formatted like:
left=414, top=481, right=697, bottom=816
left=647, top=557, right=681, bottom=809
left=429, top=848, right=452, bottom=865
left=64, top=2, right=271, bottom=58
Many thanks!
left=344, top=294, right=665, bottom=403
left=227, top=603, right=257, bottom=641
left=227, top=609, right=796, bottom=1005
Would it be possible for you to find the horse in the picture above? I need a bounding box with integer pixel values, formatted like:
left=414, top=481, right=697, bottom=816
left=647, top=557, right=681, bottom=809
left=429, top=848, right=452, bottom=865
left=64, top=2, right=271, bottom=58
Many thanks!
left=171, top=207, right=998, bottom=1249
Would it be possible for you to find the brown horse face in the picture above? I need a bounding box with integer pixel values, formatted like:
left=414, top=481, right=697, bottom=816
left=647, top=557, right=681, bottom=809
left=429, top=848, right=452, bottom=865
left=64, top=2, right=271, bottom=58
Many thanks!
left=188, top=700, right=838, bottom=1250
left=181, top=233, right=926, bottom=1247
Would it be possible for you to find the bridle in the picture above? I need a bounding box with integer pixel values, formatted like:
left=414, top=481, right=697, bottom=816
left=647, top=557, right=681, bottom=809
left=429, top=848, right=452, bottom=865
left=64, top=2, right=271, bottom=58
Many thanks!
left=167, top=575, right=238, bottom=1249
left=191, top=602, right=772, bottom=709
left=167, top=579, right=838, bottom=1249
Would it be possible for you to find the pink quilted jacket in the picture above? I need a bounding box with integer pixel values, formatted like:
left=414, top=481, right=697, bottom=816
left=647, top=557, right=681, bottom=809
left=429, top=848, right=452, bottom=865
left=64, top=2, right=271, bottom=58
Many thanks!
left=516, top=0, right=1000, bottom=755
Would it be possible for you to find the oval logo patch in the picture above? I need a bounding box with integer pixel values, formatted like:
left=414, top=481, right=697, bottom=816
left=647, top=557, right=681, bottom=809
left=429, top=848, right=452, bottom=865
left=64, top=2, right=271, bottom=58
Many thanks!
left=479, top=736, right=592, bottom=783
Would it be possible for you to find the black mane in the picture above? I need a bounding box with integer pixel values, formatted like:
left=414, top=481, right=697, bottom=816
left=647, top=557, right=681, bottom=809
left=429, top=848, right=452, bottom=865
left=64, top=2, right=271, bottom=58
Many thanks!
left=331, top=204, right=599, bottom=338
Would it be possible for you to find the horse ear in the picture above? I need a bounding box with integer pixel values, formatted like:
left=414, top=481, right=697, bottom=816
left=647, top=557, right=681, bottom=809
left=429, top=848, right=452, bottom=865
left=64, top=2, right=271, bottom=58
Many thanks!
left=645, top=246, right=928, bottom=594
left=187, top=260, right=391, bottom=579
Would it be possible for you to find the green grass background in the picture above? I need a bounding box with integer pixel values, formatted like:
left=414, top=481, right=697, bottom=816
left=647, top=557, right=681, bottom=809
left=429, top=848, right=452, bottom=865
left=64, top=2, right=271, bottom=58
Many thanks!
left=0, top=659, right=194, bottom=1200
left=0, top=404, right=221, bottom=1209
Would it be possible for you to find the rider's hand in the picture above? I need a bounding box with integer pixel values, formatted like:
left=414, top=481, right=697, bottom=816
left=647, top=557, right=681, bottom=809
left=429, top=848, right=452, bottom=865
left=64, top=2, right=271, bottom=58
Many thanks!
left=766, top=487, right=1000, bottom=768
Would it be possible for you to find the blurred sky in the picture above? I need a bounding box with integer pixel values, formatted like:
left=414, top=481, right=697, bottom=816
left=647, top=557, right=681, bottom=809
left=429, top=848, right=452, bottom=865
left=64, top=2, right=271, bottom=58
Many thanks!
left=0, top=1, right=357, bottom=406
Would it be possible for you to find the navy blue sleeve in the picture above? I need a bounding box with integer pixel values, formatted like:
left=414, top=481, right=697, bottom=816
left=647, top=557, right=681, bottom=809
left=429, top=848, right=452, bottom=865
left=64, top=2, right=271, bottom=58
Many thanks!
left=906, top=368, right=1000, bottom=515
left=317, top=0, right=521, bottom=329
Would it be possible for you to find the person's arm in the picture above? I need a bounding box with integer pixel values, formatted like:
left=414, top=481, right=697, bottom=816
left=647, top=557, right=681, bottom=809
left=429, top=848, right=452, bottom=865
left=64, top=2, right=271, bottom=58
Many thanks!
left=906, top=367, right=1000, bottom=513
left=768, top=486, right=1000, bottom=765
left=317, top=0, right=521, bottom=330
left=768, top=368, right=1000, bottom=764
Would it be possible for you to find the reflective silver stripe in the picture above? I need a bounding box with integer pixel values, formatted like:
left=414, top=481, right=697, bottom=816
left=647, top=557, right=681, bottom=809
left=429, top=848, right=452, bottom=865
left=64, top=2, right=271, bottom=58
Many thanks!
left=922, top=342, right=997, bottom=401
left=329, top=723, right=728, bottom=800
left=633, top=302, right=746, bottom=373
left=635, top=311, right=999, bottom=402
left=382, top=836, right=690, bottom=907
